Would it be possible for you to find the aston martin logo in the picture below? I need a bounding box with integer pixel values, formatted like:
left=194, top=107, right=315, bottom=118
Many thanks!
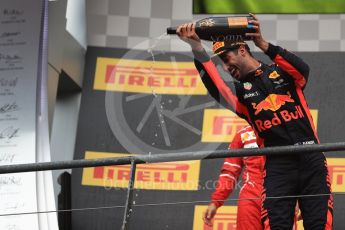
left=199, top=18, right=215, bottom=27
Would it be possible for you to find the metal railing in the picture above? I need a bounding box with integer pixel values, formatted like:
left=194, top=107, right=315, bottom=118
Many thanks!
left=1, top=142, right=345, bottom=230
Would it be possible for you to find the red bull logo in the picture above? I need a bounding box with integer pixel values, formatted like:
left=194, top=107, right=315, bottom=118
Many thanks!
left=252, top=92, right=294, bottom=115
left=255, top=106, right=304, bottom=132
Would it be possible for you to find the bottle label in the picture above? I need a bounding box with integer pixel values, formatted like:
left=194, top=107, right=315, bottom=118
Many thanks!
left=227, top=17, right=248, bottom=28
left=198, top=18, right=215, bottom=27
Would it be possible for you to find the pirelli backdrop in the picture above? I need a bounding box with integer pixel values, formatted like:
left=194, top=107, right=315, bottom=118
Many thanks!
left=72, top=46, right=345, bottom=230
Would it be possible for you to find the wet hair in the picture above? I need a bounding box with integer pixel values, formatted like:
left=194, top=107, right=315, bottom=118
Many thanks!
left=234, top=44, right=253, bottom=57
left=244, top=45, right=253, bottom=56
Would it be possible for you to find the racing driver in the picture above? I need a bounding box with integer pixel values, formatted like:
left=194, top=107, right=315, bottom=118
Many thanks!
left=176, top=13, right=333, bottom=229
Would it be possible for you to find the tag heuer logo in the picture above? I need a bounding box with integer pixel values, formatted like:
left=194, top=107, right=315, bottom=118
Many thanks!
left=243, top=82, right=252, bottom=90
left=269, top=71, right=280, bottom=79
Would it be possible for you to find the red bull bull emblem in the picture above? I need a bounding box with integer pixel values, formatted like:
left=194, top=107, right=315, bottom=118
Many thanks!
left=252, top=92, right=294, bottom=115
left=269, top=71, right=280, bottom=79
left=243, top=82, right=252, bottom=90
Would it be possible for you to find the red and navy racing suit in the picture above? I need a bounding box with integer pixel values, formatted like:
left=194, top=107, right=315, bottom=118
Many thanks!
left=211, top=126, right=264, bottom=230
left=193, top=43, right=333, bottom=229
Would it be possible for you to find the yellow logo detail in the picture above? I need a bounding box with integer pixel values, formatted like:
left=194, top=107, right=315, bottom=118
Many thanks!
left=82, top=151, right=201, bottom=190
left=94, top=57, right=207, bottom=95
left=327, top=158, right=345, bottom=192
left=193, top=205, right=237, bottom=230
left=202, top=109, right=248, bottom=143
left=213, top=42, right=225, bottom=53
left=269, top=71, right=280, bottom=79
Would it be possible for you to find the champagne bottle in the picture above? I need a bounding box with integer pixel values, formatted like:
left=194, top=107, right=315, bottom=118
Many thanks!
left=167, top=15, right=255, bottom=41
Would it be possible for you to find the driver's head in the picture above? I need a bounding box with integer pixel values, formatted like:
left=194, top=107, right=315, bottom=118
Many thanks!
left=212, top=40, right=252, bottom=80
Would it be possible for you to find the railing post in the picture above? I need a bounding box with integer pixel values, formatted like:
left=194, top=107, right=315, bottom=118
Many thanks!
left=121, top=159, right=137, bottom=230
